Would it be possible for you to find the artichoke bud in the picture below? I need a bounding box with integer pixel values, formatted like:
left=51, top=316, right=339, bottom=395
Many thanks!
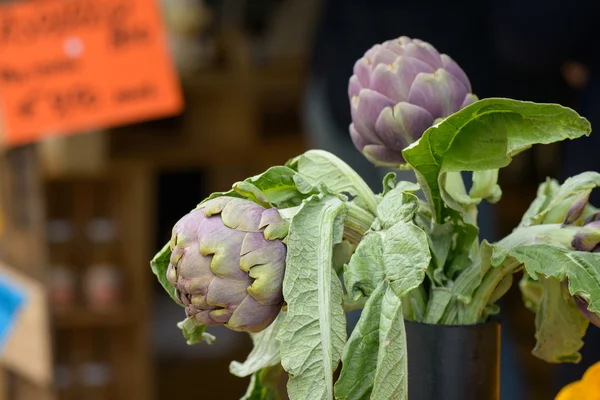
left=564, top=218, right=600, bottom=326
left=572, top=221, right=600, bottom=252
left=167, top=196, right=288, bottom=333
left=584, top=212, right=600, bottom=226
left=349, top=36, right=477, bottom=167
left=543, top=196, right=582, bottom=224
left=574, top=295, right=600, bottom=328
left=563, top=194, right=590, bottom=225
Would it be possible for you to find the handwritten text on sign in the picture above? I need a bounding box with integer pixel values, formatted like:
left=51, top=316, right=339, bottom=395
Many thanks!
left=0, top=0, right=184, bottom=145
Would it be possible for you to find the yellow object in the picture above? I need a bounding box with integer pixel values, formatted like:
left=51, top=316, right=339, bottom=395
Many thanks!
left=556, top=361, right=600, bottom=400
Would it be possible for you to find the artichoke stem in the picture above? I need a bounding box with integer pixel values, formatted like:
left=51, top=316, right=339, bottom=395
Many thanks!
left=344, top=202, right=376, bottom=245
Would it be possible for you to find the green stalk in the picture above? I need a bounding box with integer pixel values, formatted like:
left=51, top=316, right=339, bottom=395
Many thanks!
left=343, top=295, right=368, bottom=312
left=344, top=202, right=376, bottom=245
left=402, top=285, right=428, bottom=322
left=495, top=223, right=578, bottom=250
left=279, top=200, right=375, bottom=246
left=460, top=258, right=520, bottom=324
left=454, top=223, right=579, bottom=324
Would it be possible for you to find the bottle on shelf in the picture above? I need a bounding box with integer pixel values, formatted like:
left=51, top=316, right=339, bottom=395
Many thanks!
left=75, top=329, right=113, bottom=400
left=82, top=218, right=123, bottom=311
left=47, top=219, right=76, bottom=312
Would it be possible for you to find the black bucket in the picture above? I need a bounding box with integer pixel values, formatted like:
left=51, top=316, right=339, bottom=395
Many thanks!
left=405, top=320, right=501, bottom=400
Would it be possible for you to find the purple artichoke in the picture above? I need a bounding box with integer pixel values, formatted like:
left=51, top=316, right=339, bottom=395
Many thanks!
left=570, top=219, right=600, bottom=327
left=167, top=197, right=288, bottom=333
left=574, top=296, right=600, bottom=328
left=572, top=220, right=600, bottom=252
left=349, top=36, right=477, bottom=167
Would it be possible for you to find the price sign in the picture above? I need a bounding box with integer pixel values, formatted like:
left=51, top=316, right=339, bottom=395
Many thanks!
left=0, top=0, right=184, bottom=146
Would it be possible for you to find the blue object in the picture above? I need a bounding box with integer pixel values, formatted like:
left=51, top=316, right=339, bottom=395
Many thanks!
left=0, top=272, right=27, bottom=353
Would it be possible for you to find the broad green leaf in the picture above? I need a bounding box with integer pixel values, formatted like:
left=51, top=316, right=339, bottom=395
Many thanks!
left=277, top=195, right=347, bottom=400
left=177, top=317, right=216, bottom=345
left=150, top=242, right=178, bottom=303
left=509, top=244, right=600, bottom=316
left=371, top=286, right=408, bottom=400
left=230, top=313, right=284, bottom=377
left=344, top=232, right=384, bottom=300
left=402, top=98, right=591, bottom=222
left=334, top=281, right=387, bottom=400
left=376, top=181, right=420, bottom=229
left=519, top=274, right=543, bottom=313
left=287, top=150, right=378, bottom=215
left=383, top=221, right=431, bottom=297
left=241, top=364, right=283, bottom=400
left=529, top=277, right=588, bottom=363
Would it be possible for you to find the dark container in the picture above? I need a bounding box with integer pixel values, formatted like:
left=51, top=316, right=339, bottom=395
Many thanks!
left=405, top=320, right=501, bottom=400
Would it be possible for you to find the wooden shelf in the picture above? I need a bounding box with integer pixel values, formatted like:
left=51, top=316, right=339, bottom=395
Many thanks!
left=52, top=309, right=134, bottom=329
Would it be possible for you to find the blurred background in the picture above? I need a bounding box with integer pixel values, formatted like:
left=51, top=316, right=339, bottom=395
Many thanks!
left=0, top=0, right=599, bottom=399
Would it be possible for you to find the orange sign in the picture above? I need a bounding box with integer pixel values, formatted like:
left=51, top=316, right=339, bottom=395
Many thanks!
left=0, top=0, right=184, bottom=146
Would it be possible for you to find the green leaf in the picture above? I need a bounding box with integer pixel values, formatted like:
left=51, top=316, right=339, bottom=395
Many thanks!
left=529, top=276, right=588, bottom=363
left=402, top=98, right=591, bottom=222
left=376, top=181, right=420, bottom=229
left=230, top=313, right=284, bottom=378
left=232, top=166, right=310, bottom=209
left=277, top=195, right=347, bottom=400
left=240, top=364, right=283, bottom=400
left=519, top=274, right=543, bottom=313
left=150, top=242, right=179, bottom=303
left=371, top=286, right=408, bottom=400
left=334, top=281, right=387, bottom=400
left=196, top=166, right=310, bottom=210
left=344, top=232, right=384, bottom=300
left=177, top=317, right=216, bottom=345
left=509, top=244, right=600, bottom=316
left=383, top=221, right=431, bottom=297
left=287, top=150, right=378, bottom=215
